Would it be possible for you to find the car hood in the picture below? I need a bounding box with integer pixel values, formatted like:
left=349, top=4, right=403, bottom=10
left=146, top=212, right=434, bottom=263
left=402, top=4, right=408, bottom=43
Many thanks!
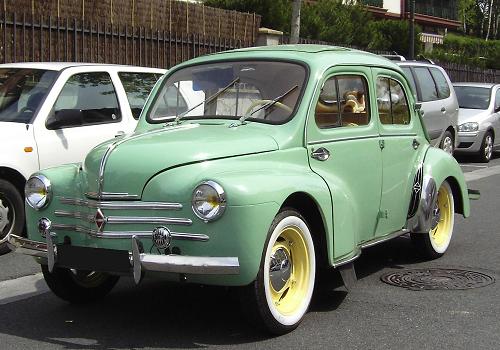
left=458, top=108, right=491, bottom=124
left=83, top=122, right=279, bottom=197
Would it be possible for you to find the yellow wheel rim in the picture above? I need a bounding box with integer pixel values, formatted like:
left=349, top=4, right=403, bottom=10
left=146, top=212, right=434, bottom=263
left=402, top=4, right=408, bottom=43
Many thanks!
left=268, top=225, right=310, bottom=316
left=430, top=184, right=453, bottom=249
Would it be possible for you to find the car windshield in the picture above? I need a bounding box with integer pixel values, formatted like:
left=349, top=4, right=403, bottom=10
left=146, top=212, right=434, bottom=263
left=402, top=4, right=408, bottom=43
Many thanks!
left=0, top=68, right=58, bottom=123
left=148, top=61, right=306, bottom=124
left=454, top=86, right=491, bottom=110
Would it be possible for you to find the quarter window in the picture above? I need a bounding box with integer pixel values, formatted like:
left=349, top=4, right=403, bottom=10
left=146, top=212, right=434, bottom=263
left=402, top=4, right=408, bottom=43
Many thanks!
left=52, top=72, right=121, bottom=128
left=429, top=68, right=451, bottom=99
left=413, top=67, right=438, bottom=102
left=118, top=72, right=162, bottom=119
left=377, top=77, right=411, bottom=125
left=495, top=89, right=500, bottom=111
left=315, top=75, right=369, bottom=129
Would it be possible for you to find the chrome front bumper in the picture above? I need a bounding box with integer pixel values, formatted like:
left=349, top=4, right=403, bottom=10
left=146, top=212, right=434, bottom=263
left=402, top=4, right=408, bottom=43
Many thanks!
left=7, top=233, right=240, bottom=284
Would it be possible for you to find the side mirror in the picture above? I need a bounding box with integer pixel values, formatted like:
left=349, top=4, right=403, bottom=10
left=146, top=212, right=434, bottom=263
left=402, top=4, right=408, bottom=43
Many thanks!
left=46, top=109, right=83, bottom=130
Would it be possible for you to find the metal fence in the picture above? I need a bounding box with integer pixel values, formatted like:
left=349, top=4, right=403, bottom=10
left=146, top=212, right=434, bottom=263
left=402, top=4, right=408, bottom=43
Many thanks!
left=0, top=11, right=255, bottom=68
left=437, top=61, right=500, bottom=83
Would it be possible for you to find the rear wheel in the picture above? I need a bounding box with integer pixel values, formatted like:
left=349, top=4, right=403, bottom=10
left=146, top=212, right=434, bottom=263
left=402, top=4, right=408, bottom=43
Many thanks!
left=411, top=181, right=454, bottom=259
left=241, top=210, right=316, bottom=335
left=42, top=265, right=119, bottom=303
left=0, top=179, right=24, bottom=254
left=440, top=130, right=454, bottom=155
left=478, top=131, right=493, bottom=163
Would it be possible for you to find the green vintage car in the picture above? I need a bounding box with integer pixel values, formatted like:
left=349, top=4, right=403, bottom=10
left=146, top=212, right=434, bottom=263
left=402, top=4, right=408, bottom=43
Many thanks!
left=9, top=45, right=473, bottom=334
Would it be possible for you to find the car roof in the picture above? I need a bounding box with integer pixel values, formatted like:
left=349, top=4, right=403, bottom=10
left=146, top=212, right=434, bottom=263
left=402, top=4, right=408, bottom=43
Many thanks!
left=396, top=61, right=438, bottom=68
left=453, top=82, right=499, bottom=89
left=0, top=62, right=166, bottom=73
left=176, top=44, right=402, bottom=72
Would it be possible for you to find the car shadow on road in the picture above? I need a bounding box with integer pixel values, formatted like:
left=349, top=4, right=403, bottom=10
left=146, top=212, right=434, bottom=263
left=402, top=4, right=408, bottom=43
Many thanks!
left=0, top=235, right=423, bottom=348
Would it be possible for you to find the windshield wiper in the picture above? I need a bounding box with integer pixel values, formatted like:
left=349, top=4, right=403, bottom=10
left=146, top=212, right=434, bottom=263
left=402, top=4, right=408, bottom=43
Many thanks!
left=172, top=77, right=240, bottom=125
left=238, top=85, right=298, bottom=125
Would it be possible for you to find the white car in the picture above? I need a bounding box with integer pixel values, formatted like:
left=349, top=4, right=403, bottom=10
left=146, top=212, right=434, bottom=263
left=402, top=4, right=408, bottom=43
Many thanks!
left=0, top=63, right=177, bottom=251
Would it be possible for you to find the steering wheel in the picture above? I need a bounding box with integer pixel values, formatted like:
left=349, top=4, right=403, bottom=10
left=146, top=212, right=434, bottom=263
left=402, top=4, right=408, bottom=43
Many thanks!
left=245, top=99, right=293, bottom=117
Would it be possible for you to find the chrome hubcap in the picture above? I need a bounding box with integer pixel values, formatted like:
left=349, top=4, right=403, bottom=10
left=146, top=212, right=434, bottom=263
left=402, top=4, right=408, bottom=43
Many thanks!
left=0, top=199, right=10, bottom=233
left=484, top=135, right=493, bottom=160
left=269, top=247, right=292, bottom=292
left=442, top=136, right=453, bottom=155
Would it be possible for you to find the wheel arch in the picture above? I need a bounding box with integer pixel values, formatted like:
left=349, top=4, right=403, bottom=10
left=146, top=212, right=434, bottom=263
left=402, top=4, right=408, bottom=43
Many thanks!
left=445, top=175, right=465, bottom=216
left=0, top=167, right=27, bottom=199
left=281, top=192, right=329, bottom=268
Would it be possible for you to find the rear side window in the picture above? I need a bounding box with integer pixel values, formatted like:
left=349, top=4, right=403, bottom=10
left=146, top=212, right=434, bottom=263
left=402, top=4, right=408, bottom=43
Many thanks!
left=118, top=72, right=162, bottom=119
left=401, top=67, right=417, bottom=97
left=429, top=68, right=451, bottom=99
left=413, top=67, right=438, bottom=102
left=315, top=75, right=369, bottom=129
left=495, top=89, right=500, bottom=110
left=376, top=77, right=410, bottom=125
left=52, top=72, right=121, bottom=128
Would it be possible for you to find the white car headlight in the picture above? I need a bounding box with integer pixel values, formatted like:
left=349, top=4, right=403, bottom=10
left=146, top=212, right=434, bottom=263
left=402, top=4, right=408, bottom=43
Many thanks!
left=25, top=175, right=52, bottom=210
left=192, top=181, right=226, bottom=222
left=458, top=122, right=479, bottom=132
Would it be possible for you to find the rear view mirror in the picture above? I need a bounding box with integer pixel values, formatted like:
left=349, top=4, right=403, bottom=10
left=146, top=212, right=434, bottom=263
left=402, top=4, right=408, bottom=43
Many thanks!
left=46, top=109, right=83, bottom=129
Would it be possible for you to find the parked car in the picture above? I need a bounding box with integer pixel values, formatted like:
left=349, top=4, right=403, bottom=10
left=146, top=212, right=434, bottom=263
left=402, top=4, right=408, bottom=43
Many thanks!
left=453, top=83, right=500, bottom=162
left=0, top=63, right=169, bottom=253
left=397, top=61, right=459, bottom=154
left=8, top=46, right=472, bottom=334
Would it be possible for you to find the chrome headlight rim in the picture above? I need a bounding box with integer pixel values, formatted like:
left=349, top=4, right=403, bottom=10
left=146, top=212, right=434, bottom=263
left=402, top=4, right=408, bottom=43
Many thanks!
left=458, top=122, right=479, bottom=132
left=25, top=174, right=52, bottom=211
left=191, top=180, right=226, bottom=222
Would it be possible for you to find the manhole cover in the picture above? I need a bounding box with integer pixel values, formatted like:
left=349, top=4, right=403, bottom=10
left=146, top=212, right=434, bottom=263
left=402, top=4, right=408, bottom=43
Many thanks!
left=380, top=268, right=495, bottom=290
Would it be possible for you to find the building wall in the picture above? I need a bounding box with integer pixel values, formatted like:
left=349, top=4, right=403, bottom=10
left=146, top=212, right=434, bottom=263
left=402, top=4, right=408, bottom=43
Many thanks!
left=383, top=0, right=401, bottom=15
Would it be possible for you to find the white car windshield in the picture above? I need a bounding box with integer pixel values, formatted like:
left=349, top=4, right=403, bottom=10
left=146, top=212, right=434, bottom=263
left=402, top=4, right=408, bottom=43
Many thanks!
left=454, top=86, right=491, bottom=110
left=148, top=61, right=307, bottom=124
left=0, top=68, right=58, bottom=123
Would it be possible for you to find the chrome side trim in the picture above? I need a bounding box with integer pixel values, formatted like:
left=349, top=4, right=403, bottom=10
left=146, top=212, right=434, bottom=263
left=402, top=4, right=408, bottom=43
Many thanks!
left=85, top=192, right=140, bottom=200
left=106, top=216, right=192, bottom=225
left=59, top=197, right=182, bottom=210
left=332, top=249, right=361, bottom=268
left=7, top=234, right=48, bottom=258
left=55, top=210, right=95, bottom=223
left=307, top=134, right=379, bottom=146
left=360, top=229, right=409, bottom=249
left=50, top=223, right=208, bottom=241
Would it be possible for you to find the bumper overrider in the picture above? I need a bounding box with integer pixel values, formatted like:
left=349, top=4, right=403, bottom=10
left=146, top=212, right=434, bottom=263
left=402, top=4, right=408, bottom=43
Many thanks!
left=7, top=218, right=240, bottom=284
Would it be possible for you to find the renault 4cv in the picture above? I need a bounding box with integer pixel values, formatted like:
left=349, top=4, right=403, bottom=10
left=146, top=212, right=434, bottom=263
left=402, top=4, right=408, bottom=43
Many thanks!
left=8, top=45, right=473, bottom=334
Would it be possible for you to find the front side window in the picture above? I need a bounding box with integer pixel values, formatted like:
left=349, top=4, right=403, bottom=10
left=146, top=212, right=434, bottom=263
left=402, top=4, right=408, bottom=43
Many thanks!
left=315, top=75, right=369, bottom=129
left=413, top=67, right=438, bottom=102
left=495, top=89, right=500, bottom=111
left=429, top=68, right=451, bottom=99
left=50, top=72, right=121, bottom=129
left=118, top=72, right=163, bottom=119
left=454, top=86, right=491, bottom=110
left=377, top=77, right=410, bottom=125
left=0, top=68, right=58, bottom=123
left=148, top=61, right=306, bottom=124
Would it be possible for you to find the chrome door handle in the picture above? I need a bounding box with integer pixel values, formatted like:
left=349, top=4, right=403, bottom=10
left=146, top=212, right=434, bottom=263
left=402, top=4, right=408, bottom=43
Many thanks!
left=311, top=147, right=330, bottom=161
left=441, top=107, right=446, bottom=113
left=115, top=131, right=125, bottom=137
left=412, top=138, right=420, bottom=149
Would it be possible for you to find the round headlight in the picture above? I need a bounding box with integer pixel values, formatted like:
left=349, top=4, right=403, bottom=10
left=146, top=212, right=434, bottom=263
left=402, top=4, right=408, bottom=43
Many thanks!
left=192, top=181, right=226, bottom=222
left=25, top=175, right=52, bottom=210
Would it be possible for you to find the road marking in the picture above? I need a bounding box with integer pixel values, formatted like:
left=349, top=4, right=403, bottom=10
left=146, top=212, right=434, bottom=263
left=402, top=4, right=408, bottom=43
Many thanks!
left=465, top=164, right=500, bottom=182
left=0, top=273, right=49, bottom=305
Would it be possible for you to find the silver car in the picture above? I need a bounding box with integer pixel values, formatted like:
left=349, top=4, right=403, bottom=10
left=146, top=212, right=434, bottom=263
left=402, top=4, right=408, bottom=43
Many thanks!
left=398, top=61, right=459, bottom=154
left=454, top=83, right=500, bottom=162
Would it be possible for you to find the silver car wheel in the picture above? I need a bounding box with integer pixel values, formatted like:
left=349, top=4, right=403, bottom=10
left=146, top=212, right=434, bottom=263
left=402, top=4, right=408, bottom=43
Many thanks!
left=484, top=134, right=493, bottom=161
left=441, top=135, right=454, bottom=155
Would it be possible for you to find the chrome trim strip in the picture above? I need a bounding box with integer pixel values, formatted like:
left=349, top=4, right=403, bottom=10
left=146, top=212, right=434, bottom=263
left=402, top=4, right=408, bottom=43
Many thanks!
left=379, top=133, right=418, bottom=137
left=59, top=197, right=182, bottom=210
left=50, top=223, right=207, bottom=241
left=332, top=249, right=361, bottom=268
left=85, top=192, right=140, bottom=200
left=7, top=234, right=48, bottom=258
left=360, top=229, right=409, bottom=249
left=307, top=134, right=379, bottom=145
left=55, top=210, right=95, bottom=223
left=106, top=216, right=192, bottom=225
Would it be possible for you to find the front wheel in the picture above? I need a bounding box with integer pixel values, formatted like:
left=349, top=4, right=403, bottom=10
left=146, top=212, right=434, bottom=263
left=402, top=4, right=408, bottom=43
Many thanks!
left=411, top=181, right=454, bottom=259
left=241, top=210, right=316, bottom=335
left=0, top=179, right=25, bottom=255
left=478, top=131, right=493, bottom=163
left=42, top=265, right=119, bottom=303
left=440, top=130, right=454, bottom=155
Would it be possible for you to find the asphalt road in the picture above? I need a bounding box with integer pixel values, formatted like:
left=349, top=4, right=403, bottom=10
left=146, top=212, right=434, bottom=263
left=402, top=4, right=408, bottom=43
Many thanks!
left=0, top=153, right=499, bottom=349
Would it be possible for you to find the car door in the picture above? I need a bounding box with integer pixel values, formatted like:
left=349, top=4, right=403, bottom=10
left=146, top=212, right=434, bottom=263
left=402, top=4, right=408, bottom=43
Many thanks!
left=493, top=87, right=500, bottom=147
left=372, top=68, right=426, bottom=236
left=306, top=68, right=382, bottom=259
left=33, top=68, right=133, bottom=170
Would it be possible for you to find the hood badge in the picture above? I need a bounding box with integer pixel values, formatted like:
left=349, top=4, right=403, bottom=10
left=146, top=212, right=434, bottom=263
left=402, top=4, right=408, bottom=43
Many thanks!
left=94, top=208, right=107, bottom=232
